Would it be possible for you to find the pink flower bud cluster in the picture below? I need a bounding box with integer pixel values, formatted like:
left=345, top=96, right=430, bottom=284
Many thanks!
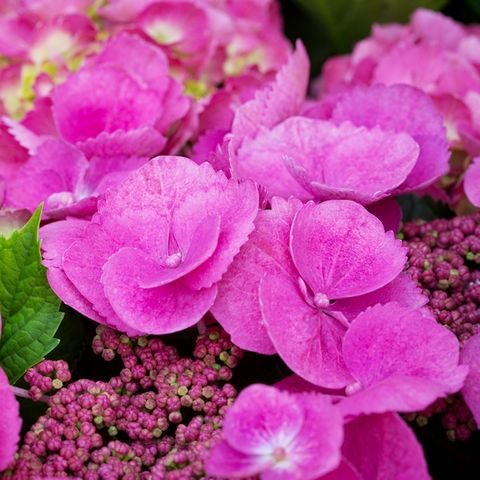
left=403, top=212, right=480, bottom=440
left=7, top=325, right=242, bottom=479
left=24, top=359, right=72, bottom=401
left=403, top=212, right=480, bottom=344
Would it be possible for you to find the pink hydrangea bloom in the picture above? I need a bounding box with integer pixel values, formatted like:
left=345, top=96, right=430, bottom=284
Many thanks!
left=98, top=0, right=290, bottom=80
left=40, top=156, right=258, bottom=335
left=0, top=208, right=30, bottom=238
left=213, top=199, right=426, bottom=366
left=0, top=366, right=21, bottom=472
left=1, top=33, right=191, bottom=219
left=52, top=33, right=189, bottom=159
left=229, top=43, right=447, bottom=203
left=206, top=384, right=343, bottom=480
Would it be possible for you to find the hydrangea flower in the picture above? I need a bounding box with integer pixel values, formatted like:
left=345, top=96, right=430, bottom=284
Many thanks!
left=0, top=366, right=21, bottom=472
left=213, top=198, right=423, bottom=357
left=227, top=44, right=447, bottom=204
left=40, top=156, right=258, bottom=335
left=318, top=8, right=480, bottom=208
left=2, top=33, right=190, bottom=219
left=206, top=384, right=343, bottom=480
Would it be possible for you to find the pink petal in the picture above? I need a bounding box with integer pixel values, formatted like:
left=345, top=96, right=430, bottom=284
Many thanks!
left=76, top=127, right=166, bottom=160
left=61, top=222, right=129, bottom=330
left=5, top=139, right=88, bottom=215
left=334, top=273, right=428, bottom=322
left=287, top=393, right=343, bottom=478
left=275, top=375, right=327, bottom=395
left=290, top=201, right=406, bottom=299
left=206, top=440, right=272, bottom=478
left=90, top=33, right=169, bottom=95
left=464, top=157, right=480, bottom=207
left=53, top=65, right=163, bottom=144
left=411, top=8, right=465, bottom=50
left=231, top=40, right=309, bottom=141
left=329, top=84, right=450, bottom=192
left=0, top=367, right=21, bottom=471
left=260, top=274, right=354, bottom=389
left=222, top=384, right=304, bottom=455
left=101, top=247, right=218, bottom=334
left=211, top=197, right=301, bottom=354
left=238, top=117, right=418, bottom=203
left=41, top=220, right=103, bottom=321
left=366, top=197, right=402, bottom=233
left=342, top=413, right=430, bottom=480
left=460, top=333, right=480, bottom=426
left=341, top=303, right=468, bottom=414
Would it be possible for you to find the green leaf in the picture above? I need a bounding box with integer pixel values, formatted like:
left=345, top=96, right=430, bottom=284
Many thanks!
left=0, top=205, right=64, bottom=383
left=291, top=0, right=448, bottom=53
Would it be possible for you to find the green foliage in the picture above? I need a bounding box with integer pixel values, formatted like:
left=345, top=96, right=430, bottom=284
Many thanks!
left=0, top=206, right=63, bottom=383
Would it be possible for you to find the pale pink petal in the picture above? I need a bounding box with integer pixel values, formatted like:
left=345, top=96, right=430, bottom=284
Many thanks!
left=290, top=201, right=406, bottom=299
left=0, top=367, right=21, bottom=471
left=211, top=197, right=300, bottom=354
left=334, top=273, right=428, bottom=322
left=329, top=84, right=449, bottom=192
left=206, top=440, right=272, bottom=478
left=366, top=197, right=402, bottom=233
left=342, top=413, right=430, bottom=480
left=460, top=333, right=480, bottom=426
left=464, top=157, right=480, bottom=207
left=101, top=247, right=218, bottom=334
left=0, top=208, right=30, bottom=238
left=341, top=303, right=468, bottom=414
left=231, top=40, right=309, bottom=141
left=260, top=274, right=354, bottom=389
left=222, top=384, right=304, bottom=455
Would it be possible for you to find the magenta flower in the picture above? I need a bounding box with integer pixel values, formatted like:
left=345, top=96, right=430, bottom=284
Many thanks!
left=0, top=365, right=21, bottom=472
left=52, top=33, right=189, bottom=159
left=213, top=198, right=424, bottom=363
left=206, top=384, right=343, bottom=480
left=41, top=156, right=258, bottom=335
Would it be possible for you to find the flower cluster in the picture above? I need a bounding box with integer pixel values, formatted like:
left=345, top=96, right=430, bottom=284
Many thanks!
left=319, top=8, right=480, bottom=209
left=0, top=0, right=289, bottom=220
left=1, top=3, right=480, bottom=478
left=6, top=325, right=242, bottom=479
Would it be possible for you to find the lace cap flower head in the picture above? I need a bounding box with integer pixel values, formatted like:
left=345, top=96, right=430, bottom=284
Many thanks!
left=206, top=384, right=343, bottom=480
left=40, top=156, right=258, bottom=335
